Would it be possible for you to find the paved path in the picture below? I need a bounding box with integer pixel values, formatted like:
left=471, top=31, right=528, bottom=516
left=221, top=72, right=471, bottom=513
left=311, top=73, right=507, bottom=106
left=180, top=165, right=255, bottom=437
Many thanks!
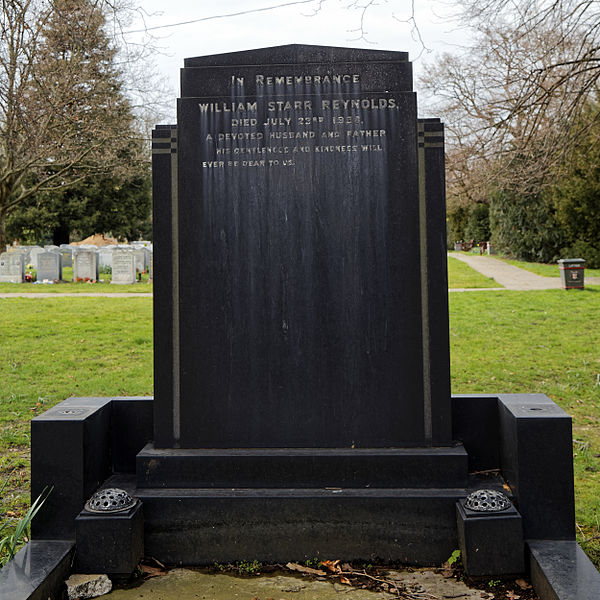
left=0, top=292, right=151, bottom=298
left=450, top=252, right=600, bottom=291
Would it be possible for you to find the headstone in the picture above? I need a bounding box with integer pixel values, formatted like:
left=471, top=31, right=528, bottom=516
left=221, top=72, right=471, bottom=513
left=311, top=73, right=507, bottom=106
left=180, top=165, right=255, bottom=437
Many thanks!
left=73, top=250, right=98, bottom=282
left=36, top=251, right=62, bottom=282
left=0, top=252, right=25, bottom=283
left=152, top=44, right=450, bottom=448
left=111, top=248, right=136, bottom=284
left=59, top=248, right=73, bottom=269
left=29, top=247, right=45, bottom=268
left=0, top=251, right=25, bottom=282
left=97, top=247, right=113, bottom=269
left=132, top=248, right=146, bottom=274
left=8, top=246, right=31, bottom=264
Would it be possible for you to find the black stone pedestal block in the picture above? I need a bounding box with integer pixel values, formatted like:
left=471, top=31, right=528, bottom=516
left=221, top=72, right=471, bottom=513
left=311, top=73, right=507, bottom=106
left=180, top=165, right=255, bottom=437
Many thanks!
left=456, top=500, right=524, bottom=576
left=137, top=486, right=475, bottom=566
left=136, top=445, right=468, bottom=489
left=75, top=502, right=144, bottom=577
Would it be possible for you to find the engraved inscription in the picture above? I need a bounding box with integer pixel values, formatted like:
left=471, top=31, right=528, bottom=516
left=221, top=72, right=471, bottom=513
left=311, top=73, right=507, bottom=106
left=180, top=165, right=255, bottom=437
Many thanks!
left=200, top=73, right=396, bottom=170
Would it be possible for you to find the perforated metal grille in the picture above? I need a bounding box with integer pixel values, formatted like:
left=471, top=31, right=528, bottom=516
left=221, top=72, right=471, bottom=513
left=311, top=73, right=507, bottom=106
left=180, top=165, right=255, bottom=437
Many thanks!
left=465, top=489, right=511, bottom=512
left=84, top=488, right=136, bottom=513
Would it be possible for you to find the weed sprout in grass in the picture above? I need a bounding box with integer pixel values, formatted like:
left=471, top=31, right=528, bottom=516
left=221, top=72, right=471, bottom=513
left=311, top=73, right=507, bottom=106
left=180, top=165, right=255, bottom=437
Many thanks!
left=0, top=472, right=52, bottom=566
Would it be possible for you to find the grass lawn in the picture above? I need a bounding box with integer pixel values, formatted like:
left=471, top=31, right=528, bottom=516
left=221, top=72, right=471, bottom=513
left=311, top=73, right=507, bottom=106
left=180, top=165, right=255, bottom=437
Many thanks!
left=491, top=256, right=600, bottom=278
left=0, top=297, right=152, bottom=532
left=1, top=290, right=600, bottom=565
left=447, top=256, right=501, bottom=288
left=450, top=288, right=600, bottom=564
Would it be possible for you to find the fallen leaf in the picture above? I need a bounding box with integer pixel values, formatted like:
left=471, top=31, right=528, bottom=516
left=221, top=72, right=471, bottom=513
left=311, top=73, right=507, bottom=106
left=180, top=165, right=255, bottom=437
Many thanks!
left=340, top=576, right=351, bottom=585
left=320, top=560, right=341, bottom=573
left=285, top=562, right=326, bottom=576
left=140, top=565, right=167, bottom=578
left=515, top=579, right=531, bottom=590
left=506, top=593, right=520, bottom=599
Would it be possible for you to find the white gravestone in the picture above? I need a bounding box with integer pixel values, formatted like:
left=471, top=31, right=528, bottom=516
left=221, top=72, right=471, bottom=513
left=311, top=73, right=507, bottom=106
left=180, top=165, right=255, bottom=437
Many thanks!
left=36, top=251, right=62, bottom=282
left=59, top=248, right=73, bottom=268
left=29, top=247, right=45, bottom=268
left=132, top=248, right=146, bottom=274
left=73, top=250, right=98, bottom=281
left=0, top=252, right=25, bottom=283
left=111, top=249, right=137, bottom=284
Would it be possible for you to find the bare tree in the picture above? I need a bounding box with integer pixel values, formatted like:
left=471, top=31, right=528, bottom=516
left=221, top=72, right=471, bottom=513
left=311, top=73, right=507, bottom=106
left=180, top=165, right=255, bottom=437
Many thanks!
left=0, top=0, right=156, bottom=248
left=421, top=0, right=600, bottom=205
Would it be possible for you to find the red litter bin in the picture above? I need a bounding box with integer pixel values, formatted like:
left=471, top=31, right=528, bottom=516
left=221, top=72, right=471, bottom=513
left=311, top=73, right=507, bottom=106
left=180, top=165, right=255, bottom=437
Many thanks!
left=558, top=258, right=585, bottom=289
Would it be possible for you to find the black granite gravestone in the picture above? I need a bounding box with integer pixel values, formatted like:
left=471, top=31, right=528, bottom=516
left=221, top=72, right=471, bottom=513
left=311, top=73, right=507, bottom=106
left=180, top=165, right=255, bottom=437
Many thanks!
left=26, top=47, right=591, bottom=589
left=152, top=44, right=451, bottom=449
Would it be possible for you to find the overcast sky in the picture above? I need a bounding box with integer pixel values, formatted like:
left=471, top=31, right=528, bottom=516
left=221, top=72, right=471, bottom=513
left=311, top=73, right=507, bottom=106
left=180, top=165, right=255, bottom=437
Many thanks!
left=126, top=0, right=470, bottom=117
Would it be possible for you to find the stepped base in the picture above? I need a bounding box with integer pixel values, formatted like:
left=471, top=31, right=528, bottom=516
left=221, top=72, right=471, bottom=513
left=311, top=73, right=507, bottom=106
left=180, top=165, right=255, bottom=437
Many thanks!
left=137, top=444, right=468, bottom=488
left=136, top=486, right=465, bottom=565
left=133, top=444, right=472, bottom=564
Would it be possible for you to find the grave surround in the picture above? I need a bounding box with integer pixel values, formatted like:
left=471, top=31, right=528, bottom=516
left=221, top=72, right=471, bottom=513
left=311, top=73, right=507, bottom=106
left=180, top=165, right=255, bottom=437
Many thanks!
left=24, top=46, right=597, bottom=599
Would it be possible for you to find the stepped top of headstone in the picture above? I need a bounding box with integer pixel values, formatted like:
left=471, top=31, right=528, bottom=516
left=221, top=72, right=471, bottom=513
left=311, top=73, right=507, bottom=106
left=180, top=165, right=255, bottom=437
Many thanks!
left=184, top=44, right=409, bottom=67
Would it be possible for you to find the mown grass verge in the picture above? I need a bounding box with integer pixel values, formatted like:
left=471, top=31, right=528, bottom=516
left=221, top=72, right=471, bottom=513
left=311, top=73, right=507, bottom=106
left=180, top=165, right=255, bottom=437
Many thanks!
left=489, top=256, right=600, bottom=278
left=447, top=256, right=501, bottom=288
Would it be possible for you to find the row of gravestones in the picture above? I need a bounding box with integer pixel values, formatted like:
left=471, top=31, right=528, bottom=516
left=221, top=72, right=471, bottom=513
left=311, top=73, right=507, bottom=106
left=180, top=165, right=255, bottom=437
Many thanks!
left=0, top=243, right=152, bottom=284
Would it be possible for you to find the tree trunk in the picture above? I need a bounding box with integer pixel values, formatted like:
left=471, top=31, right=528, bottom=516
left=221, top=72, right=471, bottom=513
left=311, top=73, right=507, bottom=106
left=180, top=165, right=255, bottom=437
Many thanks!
left=52, top=224, right=70, bottom=246
left=0, top=210, right=7, bottom=251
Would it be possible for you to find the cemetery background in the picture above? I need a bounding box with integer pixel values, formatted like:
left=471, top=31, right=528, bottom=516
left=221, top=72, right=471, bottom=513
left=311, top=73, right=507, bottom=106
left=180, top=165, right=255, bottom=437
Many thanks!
left=1, top=271, right=599, bottom=569
left=0, top=2, right=599, bottom=594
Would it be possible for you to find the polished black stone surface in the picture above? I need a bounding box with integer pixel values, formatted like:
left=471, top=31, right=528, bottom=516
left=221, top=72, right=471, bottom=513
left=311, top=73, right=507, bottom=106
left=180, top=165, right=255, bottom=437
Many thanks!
left=136, top=444, right=468, bottom=489
left=528, top=540, right=600, bottom=600
left=31, top=397, right=112, bottom=540
left=152, top=125, right=177, bottom=449
left=456, top=500, right=524, bottom=576
left=75, top=502, right=144, bottom=576
left=184, top=44, right=409, bottom=67
left=153, top=44, right=452, bottom=448
left=452, top=395, right=501, bottom=472
left=0, top=540, right=73, bottom=600
left=111, top=397, right=153, bottom=473
left=498, top=394, right=575, bottom=540
left=137, top=486, right=468, bottom=565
